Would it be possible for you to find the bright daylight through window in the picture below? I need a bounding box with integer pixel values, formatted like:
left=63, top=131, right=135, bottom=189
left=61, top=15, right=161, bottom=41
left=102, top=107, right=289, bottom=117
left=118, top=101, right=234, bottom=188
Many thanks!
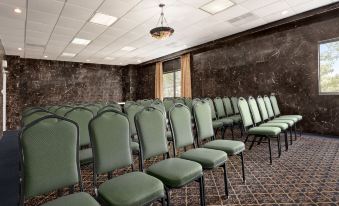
left=163, top=70, right=181, bottom=97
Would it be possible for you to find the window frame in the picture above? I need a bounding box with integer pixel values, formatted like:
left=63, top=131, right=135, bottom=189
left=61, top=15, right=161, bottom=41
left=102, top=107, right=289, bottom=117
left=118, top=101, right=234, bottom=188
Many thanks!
left=163, top=69, right=181, bottom=98
left=318, top=37, right=339, bottom=95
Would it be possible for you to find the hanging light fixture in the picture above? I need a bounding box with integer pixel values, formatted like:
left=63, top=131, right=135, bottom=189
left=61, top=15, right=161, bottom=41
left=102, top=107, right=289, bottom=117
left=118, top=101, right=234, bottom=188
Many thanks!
left=150, top=4, right=174, bottom=40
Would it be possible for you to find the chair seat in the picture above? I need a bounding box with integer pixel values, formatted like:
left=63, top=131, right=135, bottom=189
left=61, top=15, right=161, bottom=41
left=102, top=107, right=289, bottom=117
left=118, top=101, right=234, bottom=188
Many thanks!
left=275, top=116, right=298, bottom=122
left=280, top=115, right=302, bottom=121
left=79, top=148, right=93, bottom=164
left=212, top=120, right=223, bottom=128
left=203, top=140, right=245, bottom=156
left=218, top=117, right=233, bottom=126
left=228, top=115, right=241, bottom=123
left=260, top=122, right=288, bottom=130
left=180, top=148, right=227, bottom=169
left=98, top=172, right=164, bottom=206
left=248, top=126, right=281, bottom=136
left=42, top=192, right=99, bottom=206
left=269, top=119, right=294, bottom=126
left=130, top=141, right=139, bottom=153
left=146, top=158, right=203, bottom=188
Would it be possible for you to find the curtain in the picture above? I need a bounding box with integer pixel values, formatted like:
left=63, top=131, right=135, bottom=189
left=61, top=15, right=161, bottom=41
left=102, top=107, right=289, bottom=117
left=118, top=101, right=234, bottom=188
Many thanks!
left=180, top=53, right=192, bottom=98
left=155, top=61, right=163, bottom=100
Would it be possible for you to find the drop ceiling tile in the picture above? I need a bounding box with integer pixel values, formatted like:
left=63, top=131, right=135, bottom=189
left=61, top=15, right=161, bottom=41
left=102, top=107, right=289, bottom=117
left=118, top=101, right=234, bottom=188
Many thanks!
left=81, top=22, right=107, bottom=35
left=57, top=16, right=85, bottom=31
left=263, top=8, right=296, bottom=23
left=179, top=0, right=211, bottom=8
left=61, top=2, right=95, bottom=21
left=292, top=0, right=333, bottom=13
left=76, top=31, right=98, bottom=40
left=28, top=10, right=59, bottom=25
left=67, top=0, right=103, bottom=9
left=285, top=0, right=312, bottom=7
left=240, top=0, right=280, bottom=10
left=0, top=16, right=25, bottom=29
left=27, top=21, right=54, bottom=34
left=0, top=2, right=26, bottom=20
left=252, top=1, right=290, bottom=17
left=28, top=0, right=64, bottom=15
left=111, top=18, right=139, bottom=31
left=97, top=0, right=138, bottom=18
left=213, top=4, right=250, bottom=21
left=53, top=26, right=78, bottom=37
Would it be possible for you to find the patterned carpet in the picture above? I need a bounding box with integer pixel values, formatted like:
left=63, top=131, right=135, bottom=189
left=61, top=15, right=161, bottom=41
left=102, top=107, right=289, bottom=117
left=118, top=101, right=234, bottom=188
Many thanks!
left=26, top=132, right=339, bottom=206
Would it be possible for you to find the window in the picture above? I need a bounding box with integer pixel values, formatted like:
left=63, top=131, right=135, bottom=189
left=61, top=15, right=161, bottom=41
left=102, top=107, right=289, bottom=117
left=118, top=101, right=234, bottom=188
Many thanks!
left=163, top=70, right=181, bottom=97
left=319, top=39, right=339, bottom=94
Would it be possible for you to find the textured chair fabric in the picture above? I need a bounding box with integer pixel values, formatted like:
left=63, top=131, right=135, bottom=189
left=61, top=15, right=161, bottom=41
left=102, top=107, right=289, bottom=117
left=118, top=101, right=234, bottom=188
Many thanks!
left=85, top=105, right=100, bottom=115
left=214, top=97, right=234, bottom=126
left=22, top=111, right=55, bottom=126
left=79, top=148, right=93, bottom=165
left=126, top=104, right=144, bottom=137
left=41, top=192, right=100, bottom=206
left=203, top=140, right=245, bottom=156
left=130, top=141, right=139, bottom=153
left=269, top=95, right=302, bottom=120
left=231, top=97, right=239, bottom=114
left=247, top=127, right=281, bottom=136
left=55, top=106, right=73, bottom=116
left=98, top=172, right=164, bottom=206
left=180, top=148, right=227, bottom=169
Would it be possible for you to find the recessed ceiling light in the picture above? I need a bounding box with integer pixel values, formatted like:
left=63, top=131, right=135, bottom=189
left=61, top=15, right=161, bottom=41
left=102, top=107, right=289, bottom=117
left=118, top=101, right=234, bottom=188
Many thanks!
left=72, top=38, right=91, bottom=45
left=105, top=57, right=115, bottom=60
left=61, top=52, right=76, bottom=57
left=44, top=55, right=48, bottom=58
left=121, top=46, right=136, bottom=52
left=86, top=59, right=90, bottom=62
left=90, top=12, right=118, bottom=26
left=14, top=8, right=22, bottom=14
left=200, top=0, right=234, bottom=15
left=281, top=10, right=289, bottom=15
left=137, top=60, right=142, bottom=63
left=18, top=47, right=22, bottom=51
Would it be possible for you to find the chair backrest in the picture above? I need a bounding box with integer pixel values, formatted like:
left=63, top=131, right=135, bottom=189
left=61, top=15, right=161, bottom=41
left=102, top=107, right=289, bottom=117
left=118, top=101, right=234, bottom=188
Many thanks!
left=85, top=104, right=100, bottom=115
left=65, top=107, right=94, bottom=147
left=55, top=106, right=73, bottom=116
left=47, top=105, right=60, bottom=113
left=174, top=98, right=185, bottom=105
left=98, top=105, right=121, bottom=114
left=222, top=97, right=234, bottom=116
left=135, top=107, right=168, bottom=160
left=184, top=98, right=193, bottom=113
left=151, top=100, right=166, bottom=116
left=192, top=98, right=201, bottom=106
left=139, top=99, right=153, bottom=107
left=237, top=97, right=254, bottom=128
left=89, top=110, right=132, bottom=175
left=263, top=95, right=275, bottom=118
left=163, top=98, right=174, bottom=112
left=192, top=100, right=214, bottom=141
left=256, top=96, right=269, bottom=121
left=205, top=98, right=217, bottom=120
left=20, top=115, right=80, bottom=199
left=169, top=104, right=194, bottom=149
left=231, top=97, right=239, bottom=114
left=124, top=101, right=135, bottom=111
left=22, top=110, right=55, bottom=126
left=247, top=96, right=262, bottom=125
left=213, top=97, right=226, bottom=118
left=23, top=107, right=45, bottom=116
left=269, top=95, right=281, bottom=116
left=126, top=103, right=144, bottom=137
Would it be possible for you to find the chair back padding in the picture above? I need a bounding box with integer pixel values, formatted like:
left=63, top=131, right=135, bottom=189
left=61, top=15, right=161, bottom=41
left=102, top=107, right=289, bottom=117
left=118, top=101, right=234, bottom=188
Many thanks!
left=193, top=100, right=214, bottom=140
left=48, top=105, right=60, bottom=113
left=238, top=97, right=254, bottom=127
left=98, top=105, right=121, bottom=114
left=222, top=97, right=234, bottom=116
left=213, top=97, right=226, bottom=118
left=89, top=111, right=132, bottom=174
left=263, top=95, right=275, bottom=118
left=257, top=96, right=269, bottom=121
left=135, top=107, right=168, bottom=160
left=139, top=99, right=153, bottom=107
left=55, top=106, right=73, bottom=116
left=247, top=96, right=262, bottom=125
left=231, top=97, right=239, bottom=114
left=151, top=100, right=166, bottom=116
left=192, top=98, right=201, bottom=106
left=126, top=104, right=144, bottom=137
left=22, top=111, right=56, bottom=126
left=85, top=104, right=100, bottom=115
left=124, top=101, right=135, bottom=111
left=163, top=98, right=174, bottom=112
left=169, top=104, right=194, bottom=148
left=65, top=107, right=94, bottom=147
left=23, top=107, right=45, bottom=116
left=174, top=98, right=185, bottom=105
left=184, top=98, right=193, bottom=113
left=205, top=98, right=217, bottom=119
left=20, top=116, right=80, bottom=198
left=269, top=95, right=281, bottom=116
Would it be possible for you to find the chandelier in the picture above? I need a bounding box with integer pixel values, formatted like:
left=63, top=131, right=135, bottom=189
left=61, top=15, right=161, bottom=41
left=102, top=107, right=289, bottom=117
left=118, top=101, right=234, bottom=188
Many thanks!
left=150, top=4, right=174, bottom=40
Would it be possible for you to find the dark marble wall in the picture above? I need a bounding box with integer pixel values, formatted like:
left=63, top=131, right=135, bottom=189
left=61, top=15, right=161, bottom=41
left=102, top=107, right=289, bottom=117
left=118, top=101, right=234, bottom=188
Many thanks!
left=136, top=63, right=155, bottom=99
left=6, top=56, right=136, bottom=129
left=137, top=7, right=339, bottom=136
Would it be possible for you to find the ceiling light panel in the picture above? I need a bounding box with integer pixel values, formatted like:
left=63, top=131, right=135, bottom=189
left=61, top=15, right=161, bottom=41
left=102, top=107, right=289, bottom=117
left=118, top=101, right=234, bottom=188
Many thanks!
left=72, top=37, right=91, bottom=45
left=121, top=46, right=136, bottom=52
left=90, top=12, right=118, bottom=26
left=200, top=0, right=235, bottom=15
left=61, top=52, right=76, bottom=57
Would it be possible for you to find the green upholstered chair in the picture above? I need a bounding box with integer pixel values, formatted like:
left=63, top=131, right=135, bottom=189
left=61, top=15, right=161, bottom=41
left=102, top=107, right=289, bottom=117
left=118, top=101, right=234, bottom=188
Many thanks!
left=65, top=107, right=94, bottom=165
left=247, top=97, right=289, bottom=152
left=89, top=110, right=165, bottom=206
left=192, top=100, right=246, bottom=182
left=269, top=95, right=302, bottom=137
left=55, top=106, right=73, bottom=116
left=238, top=97, right=282, bottom=164
left=22, top=107, right=46, bottom=116
left=135, top=107, right=205, bottom=206
left=262, top=95, right=298, bottom=141
left=151, top=100, right=173, bottom=141
left=19, top=115, right=100, bottom=206
left=47, top=105, right=60, bottom=113
left=125, top=103, right=145, bottom=154
left=174, top=97, right=185, bottom=105
left=222, top=97, right=243, bottom=136
left=124, top=101, right=135, bottom=111
left=230, top=97, right=240, bottom=115
left=98, top=105, right=121, bottom=114
left=213, top=97, right=234, bottom=139
left=163, top=98, right=174, bottom=113
left=184, top=98, right=193, bottom=113
left=169, top=103, right=229, bottom=198
left=138, top=99, right=153, bottom=107
left=21, top=110, right=55, bottom=126
left=205, top=98, right=224, bottom=136
left=85, top=104, right=100, bottom=115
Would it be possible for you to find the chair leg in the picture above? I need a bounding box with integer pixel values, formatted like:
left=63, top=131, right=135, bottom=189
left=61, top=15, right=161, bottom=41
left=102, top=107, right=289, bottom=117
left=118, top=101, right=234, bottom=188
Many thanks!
left=199, top=176, right=206, bottom=206
left=294, top=124, right=297, bottom=141
left=240, top=152, right=246, bottom=183
left=284, top=131, right=288, bottom=151
left=290, top=127, right=293, bottom=145
left=165, top=187, right=170, bottom=206
left=277, top=135, right=281, bottom=158
left=244, top=134, right=250, bottom=143
left=268, top=138, right=272, bottom=164
left=231, top=125, right=234, bottom=140
left=249, top=136, right=257, bottom=150
left=239, top=124, right=243, bottom=138
left=222, top=163, right=229, bottom=198
left=161, top=197, right=166, bottom=206
left=222, top=127, right=226, bottom=139
left=257, top=136, right=263, bottom=145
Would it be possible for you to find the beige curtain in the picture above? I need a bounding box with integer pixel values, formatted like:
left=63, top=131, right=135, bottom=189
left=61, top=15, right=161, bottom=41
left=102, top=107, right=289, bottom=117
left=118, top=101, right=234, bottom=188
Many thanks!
left=180, top=53, right=192, bottom=98
left=155, top=61, right=163, bottom=100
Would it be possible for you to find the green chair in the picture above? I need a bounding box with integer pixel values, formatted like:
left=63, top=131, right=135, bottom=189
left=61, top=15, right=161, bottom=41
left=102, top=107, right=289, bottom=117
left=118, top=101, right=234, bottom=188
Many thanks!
left=89, top=110, right=165, bottom=206
left=55, top=106, right=73, bottom=116
left=169, top=103, right=229, bottom=198
left=65, top=107, right=94, bottom=165
left=163, top=98, right=174, bottom=113
left=125, top=103, right=145, bottom=154
left=230, top=97, right=240, bottom=115
left=174, top=97, right=185, bottom=105
left=151, top=100, right=172, bottom=141
left=135, top=107, right=205, bottom=206
left=138, top=99, right=153, bottom=107
left=19, top=115, right=100, bottom=206
left=247, top=96, right=289, bottom=152
left=21, top=110, right=55, bottom=126
left=47, top=105, right=60, bottom=113
left=85, top=104, right=100, bottom=115
left=22, top=107, right=45, bottom=116
left=193, top=100, right=246, bottom=182
left=269, top=95, right=302, bottom=137
left=238, top=97, right=282, bottom=164
left=205, top=98, right=224, bottom=136
left=222, top=97, right=243, bottom=137
left=98, top=105, right=121, bottom=114
left=124, top=101, right=135, bottom=111
left=213, top=97, right=234, bottom=139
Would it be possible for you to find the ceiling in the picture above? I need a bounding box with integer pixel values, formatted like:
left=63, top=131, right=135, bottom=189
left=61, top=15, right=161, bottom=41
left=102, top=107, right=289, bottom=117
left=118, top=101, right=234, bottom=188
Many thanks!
left=0, top=0, right=338, bottom=65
